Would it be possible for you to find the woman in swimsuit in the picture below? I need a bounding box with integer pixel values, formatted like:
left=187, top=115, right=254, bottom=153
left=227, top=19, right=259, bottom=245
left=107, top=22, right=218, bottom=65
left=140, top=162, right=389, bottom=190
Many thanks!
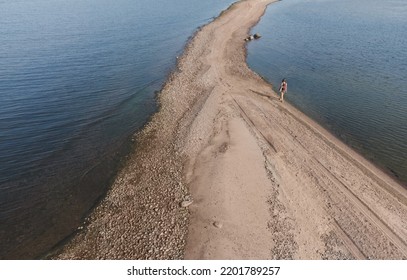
left=279, top=78, right=287, bottom=102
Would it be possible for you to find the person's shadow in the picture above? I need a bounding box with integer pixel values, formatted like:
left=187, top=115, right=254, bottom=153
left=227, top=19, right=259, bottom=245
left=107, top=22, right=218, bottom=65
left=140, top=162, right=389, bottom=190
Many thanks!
left=250, top=89, right=277, bottom=100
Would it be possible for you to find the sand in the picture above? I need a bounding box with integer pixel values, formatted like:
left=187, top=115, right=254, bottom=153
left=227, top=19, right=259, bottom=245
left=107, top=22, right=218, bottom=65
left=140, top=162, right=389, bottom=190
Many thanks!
left=52, top=0, right=407, bottom=259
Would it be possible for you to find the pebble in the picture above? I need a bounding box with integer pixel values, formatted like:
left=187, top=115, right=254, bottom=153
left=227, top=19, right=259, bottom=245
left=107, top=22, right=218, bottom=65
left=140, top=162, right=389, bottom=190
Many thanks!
left=180, top=200, right=193, bottom=208
left=213, top=221, right=223, bottom=229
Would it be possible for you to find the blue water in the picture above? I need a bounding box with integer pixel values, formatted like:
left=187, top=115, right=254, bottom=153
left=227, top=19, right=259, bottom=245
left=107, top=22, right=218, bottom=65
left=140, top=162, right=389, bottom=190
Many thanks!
left=0, top=0, right=235, bottom=259
left=248, top=0, right=407, bottom=184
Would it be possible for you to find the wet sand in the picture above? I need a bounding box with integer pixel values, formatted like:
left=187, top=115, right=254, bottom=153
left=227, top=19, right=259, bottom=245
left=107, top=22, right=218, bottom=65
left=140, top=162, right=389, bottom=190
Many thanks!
left=53, top=0, right=407, bottom=259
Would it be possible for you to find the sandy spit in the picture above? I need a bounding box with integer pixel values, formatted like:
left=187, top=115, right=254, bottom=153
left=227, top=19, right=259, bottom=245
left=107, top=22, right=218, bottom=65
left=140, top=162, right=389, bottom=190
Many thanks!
left=52, top=0, right=407, bottom=259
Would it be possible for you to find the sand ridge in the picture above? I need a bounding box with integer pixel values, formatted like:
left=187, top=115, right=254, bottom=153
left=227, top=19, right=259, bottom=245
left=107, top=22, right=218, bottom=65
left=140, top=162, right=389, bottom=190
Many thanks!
left=53, top=0, right=407, bottom=259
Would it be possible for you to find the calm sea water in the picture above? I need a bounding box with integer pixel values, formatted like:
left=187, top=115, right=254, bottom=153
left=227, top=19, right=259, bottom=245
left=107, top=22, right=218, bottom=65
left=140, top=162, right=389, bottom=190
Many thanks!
left=248, top=0, right=407, bottom=184
left=0, top=0, right=235, bottom=259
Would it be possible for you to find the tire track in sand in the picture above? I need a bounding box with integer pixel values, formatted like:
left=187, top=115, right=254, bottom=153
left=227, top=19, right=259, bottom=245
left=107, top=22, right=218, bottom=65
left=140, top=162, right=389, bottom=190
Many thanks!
left=229, top=94, right=407, bottom=259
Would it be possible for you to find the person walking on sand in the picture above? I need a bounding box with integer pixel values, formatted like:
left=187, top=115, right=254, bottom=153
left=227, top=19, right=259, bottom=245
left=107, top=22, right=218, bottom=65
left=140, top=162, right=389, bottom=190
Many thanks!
left=279, top=78, right=287, bottom=102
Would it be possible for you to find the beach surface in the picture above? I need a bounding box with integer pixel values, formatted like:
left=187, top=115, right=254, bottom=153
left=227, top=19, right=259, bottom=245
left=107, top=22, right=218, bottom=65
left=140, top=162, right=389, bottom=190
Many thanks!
left=53, top=0, right=407, bottom=259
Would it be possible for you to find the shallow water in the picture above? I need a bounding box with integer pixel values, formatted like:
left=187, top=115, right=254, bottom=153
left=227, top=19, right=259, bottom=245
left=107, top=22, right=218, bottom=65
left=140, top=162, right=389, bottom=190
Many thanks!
left=0, top=0, right=235, bottom=259
left=248, top=0, right=407, bottom=184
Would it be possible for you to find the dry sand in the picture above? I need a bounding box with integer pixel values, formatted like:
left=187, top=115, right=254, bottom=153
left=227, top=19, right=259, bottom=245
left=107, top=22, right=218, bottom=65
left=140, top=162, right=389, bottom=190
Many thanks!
left=52, top=0, right=407, bottom=259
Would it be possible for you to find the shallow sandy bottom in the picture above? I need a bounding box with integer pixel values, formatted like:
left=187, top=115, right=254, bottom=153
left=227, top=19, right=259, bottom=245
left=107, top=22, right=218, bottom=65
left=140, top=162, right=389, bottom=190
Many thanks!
left=53, top=0, right=407, bottom=259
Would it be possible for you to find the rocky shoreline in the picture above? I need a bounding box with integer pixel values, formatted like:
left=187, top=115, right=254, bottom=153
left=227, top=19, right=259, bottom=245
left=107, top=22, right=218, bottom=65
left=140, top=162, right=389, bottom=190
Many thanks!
left=50, top=0, right=245, bottom=260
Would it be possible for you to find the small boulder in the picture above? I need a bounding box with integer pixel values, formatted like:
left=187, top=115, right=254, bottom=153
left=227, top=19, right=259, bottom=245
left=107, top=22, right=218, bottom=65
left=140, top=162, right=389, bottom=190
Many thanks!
left=180, top=200, right=193, bottom=208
